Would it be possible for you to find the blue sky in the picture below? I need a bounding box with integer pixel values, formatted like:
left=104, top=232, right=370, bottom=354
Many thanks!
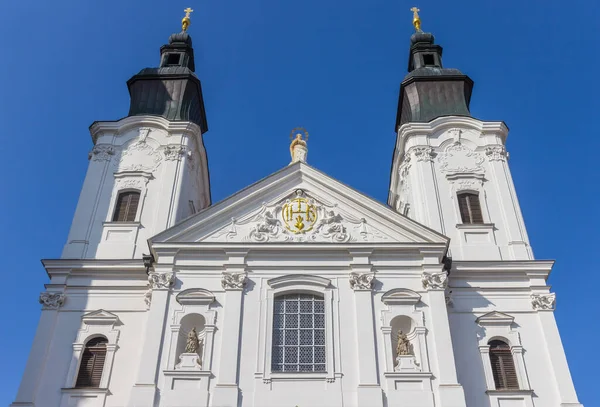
left=1, top=0, right=598, bottom=405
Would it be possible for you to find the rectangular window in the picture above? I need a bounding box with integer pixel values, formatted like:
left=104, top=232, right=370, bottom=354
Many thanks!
left=272, top=294, right=326, bottom=372
left=457, top=192, right=484, bottom=224
left=112, top=191, right=140, bottom=222
left=423, top=54, right=435, bottom=66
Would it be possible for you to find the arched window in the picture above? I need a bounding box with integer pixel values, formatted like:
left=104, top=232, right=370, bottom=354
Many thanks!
left=272, top=293, right=325, bottom=372
left=75, top=337, right=108, bottom=388
left=112, top=191, right=140, bottom=222
left=489, top=340, right=519, bottom=390
left=457, top=192, right=484, bottom=224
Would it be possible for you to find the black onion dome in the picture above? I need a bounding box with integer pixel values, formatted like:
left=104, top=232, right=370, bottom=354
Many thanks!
left=126, top=31, right=208, bottom=133
left=395, top=31, right=473, bottom=130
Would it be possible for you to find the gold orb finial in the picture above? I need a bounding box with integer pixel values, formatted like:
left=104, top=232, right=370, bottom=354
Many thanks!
left=411, top=7, right=422, bottom=32
left=182, top=7, right=194, bottom=31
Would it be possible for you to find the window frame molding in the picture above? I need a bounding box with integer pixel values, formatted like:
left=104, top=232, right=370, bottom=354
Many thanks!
left=63, top=310, right=120, bottom=395
left=447, top=173, right=491, bottom=226
left=261, top=275, right=335, bottom=383
left=105, top=171, right=152, bottom=224
left=476, top=312, right=532, bottom=399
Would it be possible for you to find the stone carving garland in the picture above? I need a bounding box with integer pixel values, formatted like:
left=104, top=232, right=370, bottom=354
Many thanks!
left=409, top=146, right=435, bottom=162
left=349, top=272, right=375, bottom=290
left=39, top=292, right=66, bottom=309
left=421, top=271, right=448, bottom=290
left=163, top=145, right=189, bottom=161
left=208, top=190, right=391, bottom=243
left=531, top=293, right=556, bottom=310
left=148, top=272, right=175, bottom=289
left=438, top=142, right=484, bottom=174
left=221, top=272, right=247, bottom=289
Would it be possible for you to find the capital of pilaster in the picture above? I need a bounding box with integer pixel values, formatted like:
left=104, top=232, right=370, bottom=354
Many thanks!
left=349, top=272, right=375, bottom=291
left=39, top=292, right=65, bottom=309
left=148, top=272, right=175, bottom=290
left=421, top=271, right=448, bottom=291
left=531, top=293, right=556, bottom=311
left=221, top=271, right=247, bottom=290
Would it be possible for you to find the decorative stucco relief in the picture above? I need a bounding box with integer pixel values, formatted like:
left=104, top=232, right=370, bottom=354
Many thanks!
left=207, top=190, right=392, bottom=243
left=144, top=289, right=152, bottom=309
left=89, top=145, right=116, bottom=162
left=118, top=136, right=162, bottom=173
left=485, top=145, right=508, bottom=162
left=421, top=271, right=448, bottom=290
left=39, top=292, right=65, bottom=309
left=408, top=146, right=436, bottom=162
left=349, top=272, right=375, bottom=290
left=148, top=272, right=175, bottom=289
left=115, top=176, right=149, bottom=191
left=221, top=272, right=247, bottom=289
left=163, top=145, right=191, bottom=161
left=438, top=142, right=484, bottom=174
left=531, top=293, right=556, bottom=310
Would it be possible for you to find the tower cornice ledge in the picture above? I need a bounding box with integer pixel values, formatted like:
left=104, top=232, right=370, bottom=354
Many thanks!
left=89, top=115, right=203, bottom=143
left=397, top=116, right=508, bottom=145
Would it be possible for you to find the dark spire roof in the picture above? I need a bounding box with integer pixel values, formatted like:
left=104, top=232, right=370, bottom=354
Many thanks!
left=395, top=30, right=473, bottom=131
left=126, top=30, right=208, bottom=133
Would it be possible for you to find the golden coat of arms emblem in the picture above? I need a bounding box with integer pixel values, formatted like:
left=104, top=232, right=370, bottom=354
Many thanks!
left=282, top=191, right=318, bottom=234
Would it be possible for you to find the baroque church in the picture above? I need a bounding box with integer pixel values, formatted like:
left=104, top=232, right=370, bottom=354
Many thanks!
left=11, top=8, right=584, bottom=407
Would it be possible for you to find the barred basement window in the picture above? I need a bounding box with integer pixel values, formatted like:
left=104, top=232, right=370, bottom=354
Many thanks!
left=272, top=293, right=326, bottom=372
left=112, top=191, right=140, bottom=222
left=457, top=192, right=484, bottom=224
left=75, top=337, right=108, bottom=388
left=489, top=340, right=519, bottom=390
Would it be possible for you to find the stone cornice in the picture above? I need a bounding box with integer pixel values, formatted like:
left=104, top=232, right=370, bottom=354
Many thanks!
left=89, top=115, right=202, bottom=143
left=450, top=260, right=554, bottom=279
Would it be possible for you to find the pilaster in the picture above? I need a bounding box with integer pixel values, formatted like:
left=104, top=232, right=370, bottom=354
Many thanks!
left=10, top=293, right=65, bottom=407
left=533, top=294, right=583, bottom=406
left=349, top=249, right=384, bottom=407
left=128, top=270, right=174, bottom=406
left=212, top=250, right=248, bottom=407
left=422, top=269, right=467, bottom=407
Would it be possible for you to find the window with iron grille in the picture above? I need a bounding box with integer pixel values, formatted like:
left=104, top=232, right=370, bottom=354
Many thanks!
left=272, top=293, right=326, bottom=372
left=75, top=337, right=108, bottom=388
left=489, top=340, right=519, bottom=390
left=112, top=191, right=140, bottom=222
left=457, top=192, right=484, bottom=224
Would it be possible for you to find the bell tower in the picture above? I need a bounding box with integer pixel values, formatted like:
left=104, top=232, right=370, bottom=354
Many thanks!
left=62, top=10, right=211, bottom=260
left=389, top=10, right=533, bottom=261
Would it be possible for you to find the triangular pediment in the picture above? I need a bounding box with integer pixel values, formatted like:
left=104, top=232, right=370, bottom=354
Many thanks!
left=82, top=309, right=120, bottom=325
left=476, top=311, right=515, bottom=326
left=151, top=163, right=448, bottom=245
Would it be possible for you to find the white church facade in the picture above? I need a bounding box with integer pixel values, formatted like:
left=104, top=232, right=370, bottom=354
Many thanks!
left=11, top=10, right=584, bottom=407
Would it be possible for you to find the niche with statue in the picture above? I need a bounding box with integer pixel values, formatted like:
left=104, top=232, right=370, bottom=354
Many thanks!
left=175, top=313, right=206, bottom=370
left=390, top=315, right=421, bottom=372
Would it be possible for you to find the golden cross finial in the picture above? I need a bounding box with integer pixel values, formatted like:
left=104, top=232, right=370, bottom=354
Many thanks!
left=411, top=7, right=422, bottom=32
left=182, top=7, right=194, bottom=31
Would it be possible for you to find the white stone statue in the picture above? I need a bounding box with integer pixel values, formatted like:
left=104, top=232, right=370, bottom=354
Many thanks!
left=396, top=330, right=411, bottom=356
left=185, top=327, right=200, bottom=353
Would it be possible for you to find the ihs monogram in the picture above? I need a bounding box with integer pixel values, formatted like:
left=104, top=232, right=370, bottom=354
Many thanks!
left=282, top=191, right=318, bottom=234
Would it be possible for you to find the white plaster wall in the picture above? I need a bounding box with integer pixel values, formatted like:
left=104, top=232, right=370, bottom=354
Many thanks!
left=61, top=116, right=210, bottom=260
left=390, top=117, right=533, bottom=261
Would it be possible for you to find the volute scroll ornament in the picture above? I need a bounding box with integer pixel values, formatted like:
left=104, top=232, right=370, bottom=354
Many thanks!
left=148, top=272, right=175, bottom=289
left=221, top=272, right=247, bottom=289
left=349, top=272, right=375, bottom=290
left=485, top=145, right=507, bottom=162
left=39, top=292, right=66, bottom=309
left=89, top=145, right=116, bottom=162
left=421, top=271, right=448, bottom=290
left=531, top=293, right=556, bottom=311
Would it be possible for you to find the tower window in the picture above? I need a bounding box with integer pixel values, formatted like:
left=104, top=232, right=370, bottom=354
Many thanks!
left=165, top=53, right=181, bottom=66
left=423, top=54, right=435, bottom=66
left=272, top=293, right=326, bottom=373
left=457, top=192, right=484, bottom=224
left=489, top=340, right=519, bottom=390
left=75, top=337, right=108, bottom=388
left=112, top=191, right=140, bottom=222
